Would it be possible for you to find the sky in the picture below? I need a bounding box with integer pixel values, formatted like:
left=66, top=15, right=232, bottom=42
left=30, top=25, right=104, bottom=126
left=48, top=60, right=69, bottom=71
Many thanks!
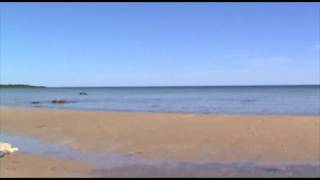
left=0, top=2, right=319, bottom=87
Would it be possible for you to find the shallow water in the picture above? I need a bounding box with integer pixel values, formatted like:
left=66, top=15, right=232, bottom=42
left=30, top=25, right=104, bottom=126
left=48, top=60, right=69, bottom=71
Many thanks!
left=1, top=134, right=319, bottom=177
left=1, top=85, right=320, bottom=115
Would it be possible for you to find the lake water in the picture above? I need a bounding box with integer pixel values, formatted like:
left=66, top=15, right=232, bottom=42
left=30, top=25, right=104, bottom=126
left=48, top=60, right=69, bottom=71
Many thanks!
left=1, top=85, right=319, bottom=115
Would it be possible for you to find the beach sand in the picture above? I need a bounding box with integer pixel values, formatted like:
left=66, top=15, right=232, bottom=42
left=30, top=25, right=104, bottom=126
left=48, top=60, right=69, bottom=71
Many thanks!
left=0, top=153, right=91, bottom=177
left=0, top=108, right=319, bottom=177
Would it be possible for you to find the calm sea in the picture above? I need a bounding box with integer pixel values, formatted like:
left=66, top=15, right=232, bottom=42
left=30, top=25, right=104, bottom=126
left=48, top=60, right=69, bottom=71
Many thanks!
left=1, top=85, right=319, bottom=115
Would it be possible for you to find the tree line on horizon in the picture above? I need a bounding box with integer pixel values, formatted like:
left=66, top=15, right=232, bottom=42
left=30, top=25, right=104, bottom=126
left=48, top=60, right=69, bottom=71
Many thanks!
left=0, top=84, right=46, bottom=88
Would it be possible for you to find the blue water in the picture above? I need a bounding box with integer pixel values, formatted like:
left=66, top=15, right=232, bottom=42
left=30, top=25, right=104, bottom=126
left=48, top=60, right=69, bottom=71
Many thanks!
left=1, top=85, right=319, bottom=115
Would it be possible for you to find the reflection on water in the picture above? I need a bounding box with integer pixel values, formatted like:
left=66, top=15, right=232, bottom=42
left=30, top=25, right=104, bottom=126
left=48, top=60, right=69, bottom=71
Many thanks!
left=1, top=134, right=319, bottom=177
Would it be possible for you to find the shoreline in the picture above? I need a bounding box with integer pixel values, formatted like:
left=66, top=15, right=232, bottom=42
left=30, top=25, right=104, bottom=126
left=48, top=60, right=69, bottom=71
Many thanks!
left=1, top=106, right=319, bottom=117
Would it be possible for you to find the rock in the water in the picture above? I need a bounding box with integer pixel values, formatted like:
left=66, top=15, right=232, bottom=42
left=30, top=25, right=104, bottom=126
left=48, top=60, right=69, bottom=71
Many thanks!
left=51, top=99, right=66, bottom=104
left=79, top=92, right=88, bottom=95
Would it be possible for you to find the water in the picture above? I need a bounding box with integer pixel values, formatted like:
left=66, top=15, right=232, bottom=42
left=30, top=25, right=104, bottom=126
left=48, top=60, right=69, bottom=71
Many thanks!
left=1, top=85, right=319, bottom=115
left=0, top=134, right=152, bottom=169
left=1, top=134, right=319, bottom=177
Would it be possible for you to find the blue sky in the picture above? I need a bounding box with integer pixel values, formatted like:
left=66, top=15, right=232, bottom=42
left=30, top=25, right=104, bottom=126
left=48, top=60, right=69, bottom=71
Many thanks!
left=1, top=3, right=319, bottom=87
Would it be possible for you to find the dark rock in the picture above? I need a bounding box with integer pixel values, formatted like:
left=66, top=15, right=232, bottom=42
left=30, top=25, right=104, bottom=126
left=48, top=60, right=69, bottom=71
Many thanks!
left=0, top=151, right=5, bottom=158
left=31, top=102, right=39, bottom=104
left=51, top=99, right=66, bottom=104
left=79, top=92, right=88, bottom=95
left=31, top=101, right=40, bottom=104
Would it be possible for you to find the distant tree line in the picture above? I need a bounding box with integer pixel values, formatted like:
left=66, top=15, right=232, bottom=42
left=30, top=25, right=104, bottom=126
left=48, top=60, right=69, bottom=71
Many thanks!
left=0, top=84, right=46, bottom=88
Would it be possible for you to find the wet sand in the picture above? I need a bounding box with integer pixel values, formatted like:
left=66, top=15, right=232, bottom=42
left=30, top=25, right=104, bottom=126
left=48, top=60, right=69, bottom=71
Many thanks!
left=0, top=108, right=319, bottom=177
left=0, top=153, right=91, bottom=177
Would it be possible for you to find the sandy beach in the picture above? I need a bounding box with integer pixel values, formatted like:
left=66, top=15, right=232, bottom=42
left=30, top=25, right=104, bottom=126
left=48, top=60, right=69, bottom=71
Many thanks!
left=0, top=154, right=92, bottom=177
left=0, top=108, right=319, bottom=177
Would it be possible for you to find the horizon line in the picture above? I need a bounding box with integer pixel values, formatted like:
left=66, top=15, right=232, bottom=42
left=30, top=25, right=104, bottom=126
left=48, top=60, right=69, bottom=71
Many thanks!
left=2, top=83, right=319, bottom=88
left=50, top=84, right=320, bottom=88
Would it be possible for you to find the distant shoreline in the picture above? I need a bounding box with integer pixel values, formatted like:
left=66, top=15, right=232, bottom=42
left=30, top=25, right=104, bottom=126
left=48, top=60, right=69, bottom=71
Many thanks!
left=13, top=84, right=320, bottom=88
left=0, top=84, right=46, bottom=88
left=1, top=84, right=319, bottom=89
left=0, top=84, right=320, bottom=88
